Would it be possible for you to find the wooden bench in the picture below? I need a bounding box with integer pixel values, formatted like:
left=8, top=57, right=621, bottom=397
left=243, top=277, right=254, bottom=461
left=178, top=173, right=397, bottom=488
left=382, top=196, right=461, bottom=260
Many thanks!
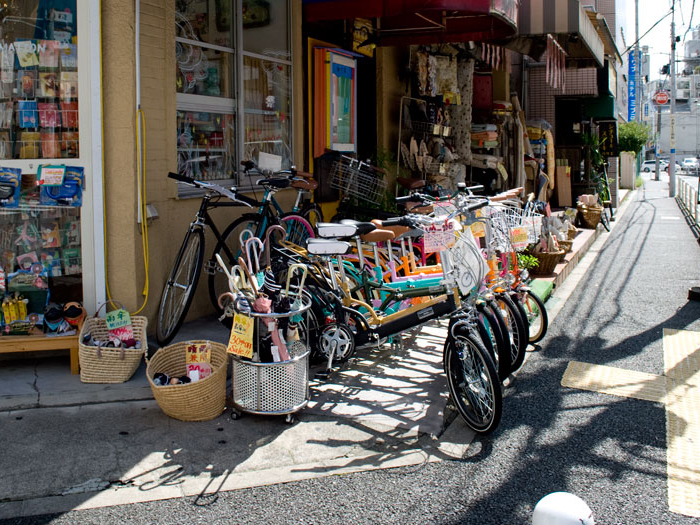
left=0, top=334, right=80, bottom=374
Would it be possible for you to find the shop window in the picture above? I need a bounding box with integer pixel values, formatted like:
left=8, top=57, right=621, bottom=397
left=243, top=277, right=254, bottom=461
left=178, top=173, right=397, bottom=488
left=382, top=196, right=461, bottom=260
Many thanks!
left=175, top=0, right=292, bottom=195
left=1, top=1, right=84, bottom=337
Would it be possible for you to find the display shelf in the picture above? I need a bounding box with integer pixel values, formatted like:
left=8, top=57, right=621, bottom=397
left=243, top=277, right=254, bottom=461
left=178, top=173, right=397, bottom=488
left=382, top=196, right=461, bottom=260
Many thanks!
left=0, top=333, right=79, bottom=374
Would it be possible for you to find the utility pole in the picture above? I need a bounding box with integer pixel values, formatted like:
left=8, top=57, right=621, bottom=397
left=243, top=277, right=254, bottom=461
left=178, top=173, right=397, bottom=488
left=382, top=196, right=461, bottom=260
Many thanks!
left=656, top=105, right=661, bottom=181
left=670, top=0, right=677, bottom=197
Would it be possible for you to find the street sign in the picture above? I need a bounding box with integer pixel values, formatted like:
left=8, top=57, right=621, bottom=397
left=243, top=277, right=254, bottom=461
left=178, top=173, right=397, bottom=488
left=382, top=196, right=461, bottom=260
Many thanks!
left=653, top=90, right=670, bottom=105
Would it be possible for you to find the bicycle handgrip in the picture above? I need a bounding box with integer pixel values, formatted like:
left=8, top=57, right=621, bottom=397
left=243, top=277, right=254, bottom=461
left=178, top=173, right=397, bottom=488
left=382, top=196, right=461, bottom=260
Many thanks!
left=380, top=217, right=412, bottom=228
left=466, top=184, right=484, bottom=193
left=168, top=172, right=196, bottom=184
left=395, top=195, right=422, bottom=204
left=465, top=199, right=489, bottom=212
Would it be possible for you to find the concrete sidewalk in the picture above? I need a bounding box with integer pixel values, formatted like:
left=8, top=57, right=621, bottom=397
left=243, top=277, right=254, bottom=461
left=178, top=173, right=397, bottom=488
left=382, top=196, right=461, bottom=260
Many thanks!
left=0, top=189, right=635, bottom=519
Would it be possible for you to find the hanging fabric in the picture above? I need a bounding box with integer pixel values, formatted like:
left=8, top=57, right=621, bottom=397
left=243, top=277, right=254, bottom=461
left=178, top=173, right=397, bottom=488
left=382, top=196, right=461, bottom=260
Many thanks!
left=546, top=35, right=567, bottom=91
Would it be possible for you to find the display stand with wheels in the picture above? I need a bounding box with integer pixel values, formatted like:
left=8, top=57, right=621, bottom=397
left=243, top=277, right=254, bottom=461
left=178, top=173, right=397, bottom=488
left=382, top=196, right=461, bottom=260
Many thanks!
left=230, top=296, right=312, bottom=424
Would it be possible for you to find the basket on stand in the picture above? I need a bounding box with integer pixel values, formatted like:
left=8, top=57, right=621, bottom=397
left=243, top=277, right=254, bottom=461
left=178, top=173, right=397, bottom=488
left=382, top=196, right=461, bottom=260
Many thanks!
left=558, top=239, right=574, bottom=253
left=577, top=204, right=603, bottom=229
left=78, top=304, right=148, bottom=383
left=230, top=295, right=312, bottom=423
left=530, top=249, right=565, bottom=275
left=146, top=341, right=228, bottom=422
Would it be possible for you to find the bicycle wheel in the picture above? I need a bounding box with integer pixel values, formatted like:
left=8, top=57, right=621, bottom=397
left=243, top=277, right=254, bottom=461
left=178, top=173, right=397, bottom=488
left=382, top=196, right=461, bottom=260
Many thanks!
left=156, top=227, right=205, bottom=346
left=444, top=330, right=502, bottom=434
left=301, top=203, right=324, bottom=230
left=522, top=290, right=548, bottom=343
left=495, top=293, right=528, bottom=374
left=476, top=302, right=511, bottom=381
left=208, top=213, right=264, bottom=319
left=279, top=213, right=315, bottom=247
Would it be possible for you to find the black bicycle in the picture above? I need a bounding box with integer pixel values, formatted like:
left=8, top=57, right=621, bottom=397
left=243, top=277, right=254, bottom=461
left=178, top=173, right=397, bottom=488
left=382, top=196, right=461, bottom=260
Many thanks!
left=156, top=170, right=318, bottom=346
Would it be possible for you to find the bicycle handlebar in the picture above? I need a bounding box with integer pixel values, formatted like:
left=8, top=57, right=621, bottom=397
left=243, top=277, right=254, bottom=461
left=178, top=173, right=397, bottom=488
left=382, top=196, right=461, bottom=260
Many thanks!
left=167, top=172, right=255, bottom=207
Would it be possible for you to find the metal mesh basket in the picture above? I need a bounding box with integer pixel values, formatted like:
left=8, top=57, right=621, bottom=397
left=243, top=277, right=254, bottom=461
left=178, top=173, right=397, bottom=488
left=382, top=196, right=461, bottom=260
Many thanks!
left=447, top=230, right=489, bottom=296
left=230, top=296, right=311, bottom=416
left=329, top=157, right=387, bottom=204
left=484, top=205, right=543, bottom=252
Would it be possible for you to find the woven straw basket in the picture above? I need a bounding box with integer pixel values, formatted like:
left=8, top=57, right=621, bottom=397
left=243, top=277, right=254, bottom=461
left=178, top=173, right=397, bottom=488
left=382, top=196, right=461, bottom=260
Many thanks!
left=531, top=249, right=565, bottom=275
left=577, top=204, right=603, bottom=229
left=78, top=315, right=148, bottom=383
left=146, top=341, right=227, bottom=422
left=558, top=239, right=573, bottom=253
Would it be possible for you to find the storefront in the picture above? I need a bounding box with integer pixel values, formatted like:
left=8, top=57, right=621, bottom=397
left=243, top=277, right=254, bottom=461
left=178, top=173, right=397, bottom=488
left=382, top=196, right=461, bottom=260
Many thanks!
left=0, top=0, right=105, bottom=358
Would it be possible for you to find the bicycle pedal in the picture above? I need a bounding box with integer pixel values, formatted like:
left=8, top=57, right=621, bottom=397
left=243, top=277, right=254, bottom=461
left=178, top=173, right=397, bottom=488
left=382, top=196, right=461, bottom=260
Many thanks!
left=203, top=260, right=220, bottom=275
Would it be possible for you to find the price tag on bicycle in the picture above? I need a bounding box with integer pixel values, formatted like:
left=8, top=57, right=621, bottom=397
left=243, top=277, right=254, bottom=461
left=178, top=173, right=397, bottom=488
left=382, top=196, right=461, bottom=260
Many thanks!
left=510, top=227, right=529, bottom=250
left=423, top=219, right=456, bottom=252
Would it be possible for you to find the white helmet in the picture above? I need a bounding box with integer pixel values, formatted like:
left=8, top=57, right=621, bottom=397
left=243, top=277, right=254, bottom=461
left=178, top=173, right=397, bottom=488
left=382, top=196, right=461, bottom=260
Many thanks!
left=532, top=492, right=595, bottom=525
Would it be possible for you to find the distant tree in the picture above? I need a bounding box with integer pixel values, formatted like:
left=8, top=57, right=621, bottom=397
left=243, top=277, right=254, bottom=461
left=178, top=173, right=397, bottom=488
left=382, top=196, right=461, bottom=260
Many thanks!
left=618, top=121, right=652, bottom=155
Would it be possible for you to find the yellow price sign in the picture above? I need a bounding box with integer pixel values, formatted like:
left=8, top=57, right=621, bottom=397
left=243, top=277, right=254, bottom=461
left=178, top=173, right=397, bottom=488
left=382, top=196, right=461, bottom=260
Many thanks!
left=227, top=312, right=254, bottom=358
left=510, top=227, right=528, bottom=249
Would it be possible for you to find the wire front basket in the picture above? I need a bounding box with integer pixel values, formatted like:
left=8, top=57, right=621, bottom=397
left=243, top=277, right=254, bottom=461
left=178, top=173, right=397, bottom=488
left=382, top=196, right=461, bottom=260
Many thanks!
left=484, top=204, right=543, bottom=252
left=330, top=157, right=388, bottom=205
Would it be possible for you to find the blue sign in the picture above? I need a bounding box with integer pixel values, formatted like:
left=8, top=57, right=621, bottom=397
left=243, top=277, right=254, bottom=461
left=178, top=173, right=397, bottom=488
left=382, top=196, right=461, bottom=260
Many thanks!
left=628, top=51, right=637, bottom=121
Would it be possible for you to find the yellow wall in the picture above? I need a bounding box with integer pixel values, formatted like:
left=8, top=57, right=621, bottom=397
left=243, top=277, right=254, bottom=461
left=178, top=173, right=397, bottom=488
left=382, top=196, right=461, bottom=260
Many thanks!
left=102, top=0, right=303, bottom=329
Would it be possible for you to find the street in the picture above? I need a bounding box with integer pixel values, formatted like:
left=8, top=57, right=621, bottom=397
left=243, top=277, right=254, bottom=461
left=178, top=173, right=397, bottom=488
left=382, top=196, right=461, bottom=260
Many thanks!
left=3, top=176, right=700, bottom=525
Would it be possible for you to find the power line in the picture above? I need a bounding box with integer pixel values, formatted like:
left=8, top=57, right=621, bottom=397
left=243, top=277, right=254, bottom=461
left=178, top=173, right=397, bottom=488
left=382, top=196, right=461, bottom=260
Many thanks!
left=622, top=8, right=674, bottom=56
left=684, top=0, right=697, bottom=40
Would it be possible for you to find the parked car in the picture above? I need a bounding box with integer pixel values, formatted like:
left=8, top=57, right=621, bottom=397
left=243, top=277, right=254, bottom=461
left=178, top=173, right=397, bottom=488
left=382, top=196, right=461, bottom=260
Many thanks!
left=682, top=158, right=699, bottom=172
left=642, top=160, right=667, bottom=172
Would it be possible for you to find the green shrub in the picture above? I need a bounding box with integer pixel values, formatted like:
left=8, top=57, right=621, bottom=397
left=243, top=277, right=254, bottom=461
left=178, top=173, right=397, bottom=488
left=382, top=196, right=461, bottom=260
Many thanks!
left=618, top=122, right=652, bottom=154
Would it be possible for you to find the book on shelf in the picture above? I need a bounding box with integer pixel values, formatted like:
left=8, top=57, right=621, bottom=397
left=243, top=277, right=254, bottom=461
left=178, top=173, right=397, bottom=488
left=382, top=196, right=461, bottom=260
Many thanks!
left=18, top=131, right=40, bottom=159
left=18, top=100, right=39, bottom=129
left=60, top=44, right=77, bottom=69
left=38, top=72, right=58, bottom=98
left=41, top=131, right=60, bottom=158
left=16, top=70, right=37, bottom=99
left=60, top=101, right=78, bottom=128
left=14, top=40, right=39, bottom=68
left=59, top=71, right=78, bottom=99
left=61, top=131, right=78, bottom=158
left=39, top=40, right=60, bottom=69
left=38, top=102, right=59, bottom=128
left=0, top=101, right=12, bottom=128
left=0, top=131, right=10, bottom=159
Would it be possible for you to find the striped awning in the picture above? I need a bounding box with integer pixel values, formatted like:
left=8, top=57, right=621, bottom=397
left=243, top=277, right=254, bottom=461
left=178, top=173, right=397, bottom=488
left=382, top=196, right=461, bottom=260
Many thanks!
left=506, top=0, right=605, bottom=67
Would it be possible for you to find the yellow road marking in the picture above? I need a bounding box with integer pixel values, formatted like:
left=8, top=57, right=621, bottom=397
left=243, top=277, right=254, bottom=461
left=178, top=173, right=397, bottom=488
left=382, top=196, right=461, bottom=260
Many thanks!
left=559, top=328, right=700, bottom=518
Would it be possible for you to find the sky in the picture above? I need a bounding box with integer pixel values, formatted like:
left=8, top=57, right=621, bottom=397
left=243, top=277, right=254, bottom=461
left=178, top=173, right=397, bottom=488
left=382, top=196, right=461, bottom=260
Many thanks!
left=638, top=0, right=699, bottom=80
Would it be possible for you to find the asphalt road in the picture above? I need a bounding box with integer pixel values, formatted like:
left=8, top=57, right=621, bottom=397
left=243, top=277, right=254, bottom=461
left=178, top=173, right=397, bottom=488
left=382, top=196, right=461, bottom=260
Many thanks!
left=4, top=177, right=700, bottom=525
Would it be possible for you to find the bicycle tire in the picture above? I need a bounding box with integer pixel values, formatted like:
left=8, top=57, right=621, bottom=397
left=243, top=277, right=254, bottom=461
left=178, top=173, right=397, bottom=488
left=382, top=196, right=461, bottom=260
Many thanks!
left=444, top=329, right=502, bottom=434
left=207, top=213, right=264, bottom=320
left=301, top=203, right=324, bottom=230
left=279, top=213, right=315, bottom=247
left=522, top=290, right=548, bottom=343
left=495, top=292, right=528, bottom=373
left=156, top=227, right=205, bottom=346
left=476, top=302, right=511, bottom=381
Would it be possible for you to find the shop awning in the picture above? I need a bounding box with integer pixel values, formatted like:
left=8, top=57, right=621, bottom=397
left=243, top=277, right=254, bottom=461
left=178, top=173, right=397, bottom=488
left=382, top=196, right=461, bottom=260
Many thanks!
left=503, top=0, right=605, bottom=68
left=585, top=9, right=621, bottom=64
left=303, top=0, right=519, bottom=45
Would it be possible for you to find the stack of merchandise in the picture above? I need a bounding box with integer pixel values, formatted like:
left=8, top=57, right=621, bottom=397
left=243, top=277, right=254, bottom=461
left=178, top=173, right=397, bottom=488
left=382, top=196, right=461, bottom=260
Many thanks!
left=471, top=123, right=498, bottom=149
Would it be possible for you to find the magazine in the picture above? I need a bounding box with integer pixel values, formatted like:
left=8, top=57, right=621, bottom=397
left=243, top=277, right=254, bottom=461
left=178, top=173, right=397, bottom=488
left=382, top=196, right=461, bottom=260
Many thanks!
left=60, top=101, right=78, bottom=128
left=61, top=131, right=78, bottom=157
left=59, top=71, right=78, bottom=99
left=39, top=40, right=60, bottom=69
left=14, top=40, right=39, bottom=68
left=60, top=44, right=77, bottom=69
left=18, top=100, right=39, bottom=129
left=39, top=72, right=58, bottom=98
left=0, top=102, right=13, bottom=128
left=16, top=70, right=37, bottom=99
left=38, top=102, right=59, bottom=128
left=19, top=131, right=40, bottom=158
left=41, top=132, right=60, bottom=158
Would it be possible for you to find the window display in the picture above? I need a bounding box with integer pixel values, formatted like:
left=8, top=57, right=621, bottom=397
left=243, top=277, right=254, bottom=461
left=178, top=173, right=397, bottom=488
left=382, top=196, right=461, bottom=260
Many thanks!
left=177, top=110, right=235, bottom=180
left=0, top=1, right=79, bottom=161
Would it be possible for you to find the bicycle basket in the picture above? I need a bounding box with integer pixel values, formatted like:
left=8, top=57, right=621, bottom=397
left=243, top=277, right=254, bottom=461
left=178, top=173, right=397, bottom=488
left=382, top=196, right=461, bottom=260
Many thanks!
left=329, top=157, right=388, bottom=205
left=442, top=228, right=488, bottom=296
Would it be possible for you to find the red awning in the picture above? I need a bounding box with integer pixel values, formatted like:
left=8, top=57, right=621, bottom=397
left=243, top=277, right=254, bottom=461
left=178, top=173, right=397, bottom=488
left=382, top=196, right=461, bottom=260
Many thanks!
left=303, top=0, right=518, bottom=45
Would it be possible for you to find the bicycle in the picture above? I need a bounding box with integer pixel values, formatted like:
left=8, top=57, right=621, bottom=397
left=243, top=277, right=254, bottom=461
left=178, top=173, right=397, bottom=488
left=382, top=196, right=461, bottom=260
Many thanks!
left=156, top=170, right=317, bottom=345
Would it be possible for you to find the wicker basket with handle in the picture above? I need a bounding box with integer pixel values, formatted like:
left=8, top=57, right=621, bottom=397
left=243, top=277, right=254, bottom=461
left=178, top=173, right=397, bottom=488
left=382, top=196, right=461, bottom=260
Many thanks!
left=78, top=302, right=148, bottom=383
left=146, top=340, right=227, bottom=422
left=531, top=249, right=565, bottom=275
left=577, top=204, right=603, bottom=229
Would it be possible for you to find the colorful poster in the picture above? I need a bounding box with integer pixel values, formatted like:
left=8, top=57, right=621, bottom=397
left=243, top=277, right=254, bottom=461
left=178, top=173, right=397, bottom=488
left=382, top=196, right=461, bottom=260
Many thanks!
left=227, top=312, right=254, bottom=358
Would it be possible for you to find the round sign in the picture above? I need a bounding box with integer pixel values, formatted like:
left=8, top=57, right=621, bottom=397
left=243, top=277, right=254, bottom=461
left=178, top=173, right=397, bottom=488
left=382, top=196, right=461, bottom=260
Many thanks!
left=653, top=91, right=670, bottom=104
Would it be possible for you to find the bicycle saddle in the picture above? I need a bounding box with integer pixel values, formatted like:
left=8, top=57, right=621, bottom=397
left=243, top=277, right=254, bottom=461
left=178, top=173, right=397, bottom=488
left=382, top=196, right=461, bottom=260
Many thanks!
left=316, top=222, right=361, bottom=238
left=306, top=238, right=352, bottom=255
left=339, top=219, right=376, bottom=236
left=291, top=178, right=318, bottom=191
left=360, top=229, right=395, bottom=243
left=258, top=177, right=291, bottom=189
left=371, top=219, right=410, bottom=239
